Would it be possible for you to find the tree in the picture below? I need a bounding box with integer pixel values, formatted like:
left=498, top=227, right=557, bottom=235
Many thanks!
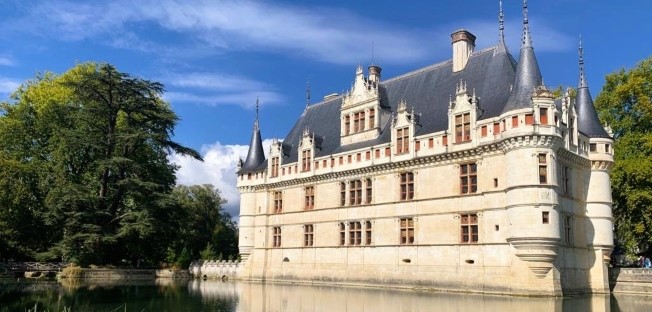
left=169, top=184, right=238, bottom=262
left=595, top=56, right=652, bottom=255
left=0, top=63, right=202, bottom=265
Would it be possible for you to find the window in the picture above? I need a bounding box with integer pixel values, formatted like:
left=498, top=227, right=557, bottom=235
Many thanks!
left=340, top=182, right=346, bottom=207
left=415, top=140, right=420, bottom=152
left=569, top=118, right=575, bottom=143
left=400, top=217, right=415, bottom=245
left=247, top=173, right=251, bottom=180
left=375, top=149, right=381, bottom=158
left=589, top=143, right=597, bottom=152
left=428, top=138, right=434, bottom=148
left=385, top=147, right=391, bottom=156
left=315, top=161, right=319, bottom=169
left=347, top=155, right=352, bottom=163
left=365, top=178, right=372, bottom=204
left=442, top=135, right=448, bottom=146
left=481, top=125, right=488, bottom=137
left=349, top=180, right=362, bottom=205
left=512, top=116, right=519, bottom=128
left=540, top=108, right=548, bottom=125
left=542, top=211, right=550, bottom=224
left=365, top=151, right=371, bottom=160
left=563, top=215, right=573, bottom=245
left=349, top=221, right=362, bottom=245
left=538, top=154, right=547, bottom=184
left=369, top=109, right=375, bottom=129
left=302, top=150, right=311, bottom=172
left=455, top=113, right=471, bottom=142
left=339, top=223, right=346, bottom=246
left=460, top=163, right=478, bottom=194
left=493, top=122, right=500, bottom=135
left=356, top=153, right=361, bottom=162
left=323, top=160, right=327, bottom=168
left=271, top=157, right=279, bottom=177
left=460, top=214, right=478, bottom=244
left=305, top=186, right=314, bottom=210
left=353, top=112, right=364, bottom=133
left=272, top=227, right=282, bottom=248
left=400, top=172, right=414, bottom=201
left=304, top=224, right=314, bottom=247
left=525, top=114, right=534, bottom=125
left=494, top=178, right=498, bottom=188
left=365, top=222, right=372, bottom=245
left=561, top=166, right=570, bottom=196
left=344, top=115, right=350, bottom=135
left=396, top=127, right=410, bottom=154
left=339, top=157, right=343, bottom=165
left=605, top=144, right=611, bottom=154
left=273, top=191, right=283, bottom=213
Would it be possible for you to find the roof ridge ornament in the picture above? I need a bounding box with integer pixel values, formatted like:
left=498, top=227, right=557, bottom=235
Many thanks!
left=522, top=0, right=532, bottom=48
left=499, top=0, right=505, bottom=44
left=254, top=96, right=260, bottom=131
left=579, top=35, right=587, bottom=88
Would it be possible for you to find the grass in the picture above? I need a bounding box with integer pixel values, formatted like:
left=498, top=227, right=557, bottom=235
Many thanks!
left=59, top=266, right=83, bottom=278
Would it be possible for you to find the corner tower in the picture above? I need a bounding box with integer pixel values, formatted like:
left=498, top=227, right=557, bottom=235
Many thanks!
left=577, top=39, right=614, bottom=293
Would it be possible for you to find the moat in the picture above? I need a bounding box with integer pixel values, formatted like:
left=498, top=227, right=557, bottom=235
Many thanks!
left=1, top=279, right=652, bottom=312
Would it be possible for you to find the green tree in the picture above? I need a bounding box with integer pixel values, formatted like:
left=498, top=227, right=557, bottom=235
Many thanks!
left=595, top=56, right=652, bottom=255
left=170, top=184, right=238, bottom=261
left=0, top=63, right=202, bottom=265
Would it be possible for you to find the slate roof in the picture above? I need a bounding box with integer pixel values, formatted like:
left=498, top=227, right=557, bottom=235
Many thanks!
left=276, top=45, right=517, bottom=165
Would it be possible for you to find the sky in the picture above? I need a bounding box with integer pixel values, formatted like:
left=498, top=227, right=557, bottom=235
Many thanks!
left=1, top=0, right=651, bottom=218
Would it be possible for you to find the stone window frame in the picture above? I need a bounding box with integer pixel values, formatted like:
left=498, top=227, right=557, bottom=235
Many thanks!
left=399, top=217, right=415, bottom=245
left=349, top=179, right=363, bottom=205
left=304, top=186, right=315, bottom=210
left=460, top=163, right=478, bottom=194
left=304, top=224, right=314, bottom=247
left=272, top=227, right=282, bottom=248
left=273, top=191, right=283, bottom=213
left=538, top=153, right=548, bottom=184
left=396, top=127, right=410, bottom=154
left=399, top=172, right=415, bottom=201
left=455, top=112, right=471, bottom=142
left=270, top=157, right=279, bottom=177
left=301, top=150, right=311, bottom=172
left=460, top=213, right=479, bottom=244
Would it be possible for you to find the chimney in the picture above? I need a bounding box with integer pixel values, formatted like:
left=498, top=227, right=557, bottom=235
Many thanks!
left=368, top=65, right=382, bottom=84
left=451, top=30, right=476, bottom=72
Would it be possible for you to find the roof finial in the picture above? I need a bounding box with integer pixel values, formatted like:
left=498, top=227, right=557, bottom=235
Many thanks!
left=306, top=80, right=311, bottom=109
left=254, top=96, right=260, bottom=130
left=499, top=0, right=505, bottom=44
left=371, top=41, right=375, bottom=65
left=522, top=0, right=532, bottom=48
left=579, top=35, right=587, bottom=88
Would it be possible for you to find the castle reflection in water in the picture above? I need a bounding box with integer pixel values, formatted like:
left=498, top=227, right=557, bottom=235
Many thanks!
left=186, top=280, right=651, bottom=312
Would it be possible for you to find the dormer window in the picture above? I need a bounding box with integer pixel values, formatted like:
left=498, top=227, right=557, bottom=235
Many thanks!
left=353, top=112, right=365, bottom=132
left=396, top=127, right=410, bottom=154
left=344, top=116, right=350, bottom=135
left=540, top=108, right=549, bottom=125
left=301, top=150, right=311, bottom=172
left=271, top=157, right=279, bottom=177
left=369, top=109, right=375, bottom=128
left=455, top=113, right=471, bottom=142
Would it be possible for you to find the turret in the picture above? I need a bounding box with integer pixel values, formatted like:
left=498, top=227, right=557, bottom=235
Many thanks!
left=503, top=1, right=561, bottom=287
left=502, top=0, right=542, bottom=113
left=241, top=98, right=266, bottom=172
left=578, top=39, right=614, bottom=293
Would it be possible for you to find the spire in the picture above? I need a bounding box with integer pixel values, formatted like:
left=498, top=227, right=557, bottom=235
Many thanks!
left=579, top=35, right=587, bottom=88
left=241, top=97, right=266, bottom=172
left=575, top=38, right=610, bottom=138
left=499, top=0, right=506, bottom=45
left=495, top=0, right=508, bottom=54
left=502, top=0, right=543, bottom=113
left=306, top=81, right=311, bottom=109
left=522, top=0, right=532, bottom=48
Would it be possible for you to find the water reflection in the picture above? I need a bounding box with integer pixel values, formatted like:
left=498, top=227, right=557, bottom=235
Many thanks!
left=2, top=279, right=652, bottom=311
left=190, top=280, right=650, bottom=312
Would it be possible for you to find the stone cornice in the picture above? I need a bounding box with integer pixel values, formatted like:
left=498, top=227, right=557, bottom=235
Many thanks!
left=556, top=148, right=591, bottom=168
left=499, top=134, right=562, bottom=152
left=239, top=142, right=503, bottom=191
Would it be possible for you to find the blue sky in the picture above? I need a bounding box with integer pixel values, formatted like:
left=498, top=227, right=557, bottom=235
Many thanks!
left=1, top=0, right=650, bottom=216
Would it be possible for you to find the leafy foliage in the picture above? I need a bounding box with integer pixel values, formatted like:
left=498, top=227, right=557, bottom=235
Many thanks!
left=0, top=63, right=236, bottom=266
left=595, top=56, right=652, bottom=255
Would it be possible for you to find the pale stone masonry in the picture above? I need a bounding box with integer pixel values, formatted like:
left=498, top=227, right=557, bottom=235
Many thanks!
left=235, top=1, right=614, bottom=296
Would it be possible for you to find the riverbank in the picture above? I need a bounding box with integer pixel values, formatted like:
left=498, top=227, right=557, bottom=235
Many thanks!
left=609, top=268, right=652, bottom=295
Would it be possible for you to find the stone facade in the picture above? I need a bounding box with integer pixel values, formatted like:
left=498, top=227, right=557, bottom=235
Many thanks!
left=235, top=2, right=614, bottom=296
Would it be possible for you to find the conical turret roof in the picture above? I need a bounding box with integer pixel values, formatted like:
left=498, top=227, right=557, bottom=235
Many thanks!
left=241, top=98, right=266, bottom=172
left=502, top=0, right=543, bottom=113
left=576, top=39, right=610, bottom=138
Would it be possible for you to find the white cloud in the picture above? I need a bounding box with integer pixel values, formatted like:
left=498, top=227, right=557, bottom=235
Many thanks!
left=162, top=72, right=284, bottom=108
left=169, top=138, right=276, bottom=220
left=0, top=77, right=20, bottom=96
left=0, top=56, right=16, bottom=67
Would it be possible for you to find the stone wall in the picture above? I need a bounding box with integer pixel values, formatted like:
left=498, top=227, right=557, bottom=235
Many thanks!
left=609, top=268, right=652, bottom=295
left=68, top=268, right=156, bottom=280
left=189, top=260, right=240, bottom=279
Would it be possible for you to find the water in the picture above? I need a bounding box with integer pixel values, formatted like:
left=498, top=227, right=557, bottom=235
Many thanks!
left=1, top=279, right=651, bottom=312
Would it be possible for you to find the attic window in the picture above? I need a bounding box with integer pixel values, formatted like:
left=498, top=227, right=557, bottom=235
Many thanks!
left=540, top=108, right=549, bottom=125
left=455, top=113, right=471, bottom=142
left=396, top=128, right=409, bottom=154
